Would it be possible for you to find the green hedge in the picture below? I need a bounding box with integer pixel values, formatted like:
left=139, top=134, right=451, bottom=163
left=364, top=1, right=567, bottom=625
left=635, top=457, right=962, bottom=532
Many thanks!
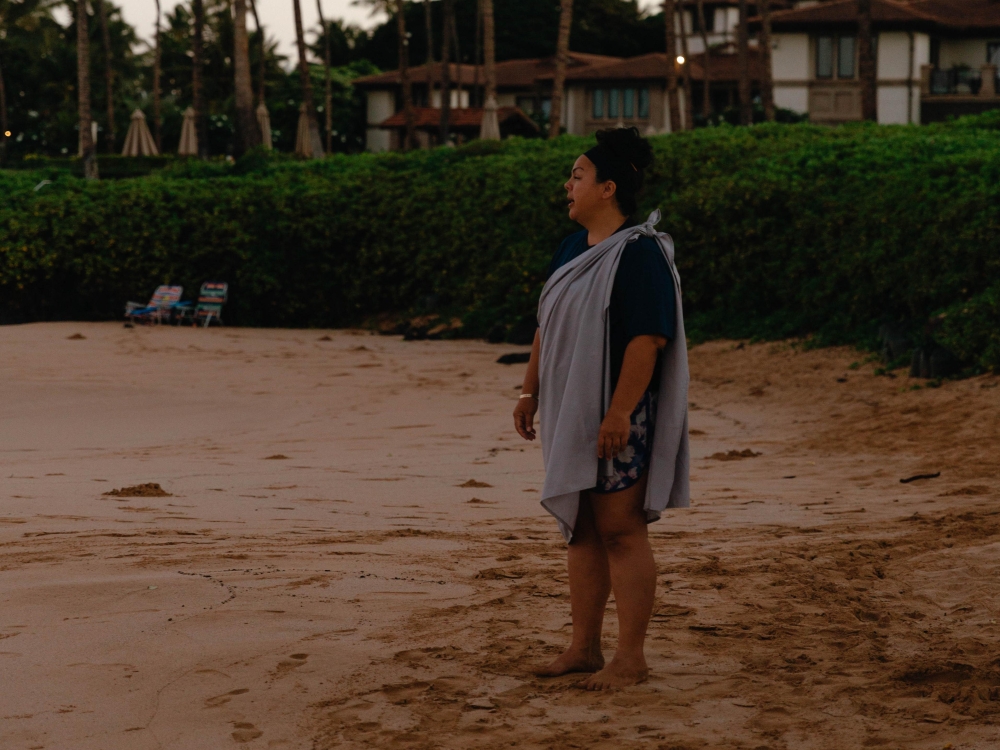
left=2, top=112, right=999, bottom=371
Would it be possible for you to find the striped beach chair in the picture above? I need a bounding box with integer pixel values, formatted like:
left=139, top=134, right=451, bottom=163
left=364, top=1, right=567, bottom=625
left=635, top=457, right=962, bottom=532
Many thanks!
left=190, top=282, right=228, bottom=327
left=124, top=285, right=183, bottom=325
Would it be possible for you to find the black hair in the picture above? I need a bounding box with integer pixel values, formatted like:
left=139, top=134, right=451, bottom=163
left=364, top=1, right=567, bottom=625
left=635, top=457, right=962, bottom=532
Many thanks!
left=590, top=127, right=654, bottom=216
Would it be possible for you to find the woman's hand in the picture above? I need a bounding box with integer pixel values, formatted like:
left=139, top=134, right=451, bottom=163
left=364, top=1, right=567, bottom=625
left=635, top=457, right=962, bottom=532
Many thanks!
left=598, top=407, right=631, bottom=459
left=514, top=396, right=538, bottom=441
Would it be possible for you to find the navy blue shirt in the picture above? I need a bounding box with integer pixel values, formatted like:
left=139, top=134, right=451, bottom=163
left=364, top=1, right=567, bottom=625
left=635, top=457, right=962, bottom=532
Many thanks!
left=547, top=223, right=677, bottom=393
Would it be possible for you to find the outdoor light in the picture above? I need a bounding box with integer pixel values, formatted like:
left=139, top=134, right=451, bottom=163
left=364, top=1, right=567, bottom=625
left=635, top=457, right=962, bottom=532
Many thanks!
left=3, top=131, right=9, bottom=137
left=676, top=55, right=685, bottom=64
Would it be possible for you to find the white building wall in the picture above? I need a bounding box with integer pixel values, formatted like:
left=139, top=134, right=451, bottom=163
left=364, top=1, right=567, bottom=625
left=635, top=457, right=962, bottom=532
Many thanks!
left=565, top=87, right=578, bottom=135
left=365, top=90, right=395, bottom=152
left=877, top=86, right=910, bottom=124
left=776, top=86, right=809, bottom=114
left=877, top=31, right=913, bottom=79
left=771, top=33, right=810, bottom=114
left=496, top=93, right=517, bottom=108
left=772, top=33, right=809, bottom=81
left=939, top=39, right=991, bottom=68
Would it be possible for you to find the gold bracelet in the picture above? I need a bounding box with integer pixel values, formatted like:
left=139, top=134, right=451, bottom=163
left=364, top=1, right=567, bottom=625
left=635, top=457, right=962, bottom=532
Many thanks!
left=519, top=393, right=537, bottom=400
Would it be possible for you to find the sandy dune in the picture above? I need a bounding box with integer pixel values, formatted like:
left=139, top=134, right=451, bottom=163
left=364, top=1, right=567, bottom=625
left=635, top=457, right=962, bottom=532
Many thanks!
left=0, top=323, right=998, bottom=749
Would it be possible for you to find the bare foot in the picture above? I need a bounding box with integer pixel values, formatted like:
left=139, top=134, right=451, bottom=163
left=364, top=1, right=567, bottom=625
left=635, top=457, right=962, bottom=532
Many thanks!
left=534, top=648, right=604, bottom=677
left=582, top=655, right=648, bottom=690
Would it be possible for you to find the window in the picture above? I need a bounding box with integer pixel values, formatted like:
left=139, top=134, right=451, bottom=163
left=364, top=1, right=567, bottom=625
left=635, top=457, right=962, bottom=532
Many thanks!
left=838, top=36, right=856, bottom=78
left=694, top=4, right=715, bottom=33
left=623, top=89, right=635, bottom=118
left=816, top=36, right=834, bottom=78
left=638, top=88, right=650, bottom=119
left=593, top=89, right=606, bottom=118
left=541, top=98, right=552, bottom=117
left=609, top=88, right=621, bottom=118
left=989, top=42, right=1000, bottom=67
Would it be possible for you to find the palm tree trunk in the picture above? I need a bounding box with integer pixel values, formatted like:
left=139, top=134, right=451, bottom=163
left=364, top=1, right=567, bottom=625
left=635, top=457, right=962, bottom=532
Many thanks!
left=396, top=0, right=414, bottom=150
left=192, top=0, right=208, bottom=156
left=249, top=0, right=266, bottom=105
left=316, top=0, right=332, bottom=152
left=663, top=0, right=680, bottom=132
left=758, top=0, right=775, bottom=121
left=549, top=0, right=573, bottom=137
left=696, top=0, right=711, bottom=119
left=858, top=0, right=876, bottom=121
left=482, top=0, right=495, bottom=105
left=233, top=0, right=260, bottom=156
left=473, top=0, right=480, bottom=106
left=153, top=0, right=162, bottom=152
left=0, top=46, right=8, bottom=164
left=439, top=0, right=453, bottom=143
left=293, top=0, right=322, bottom=155
left=736, top=0, right=751, bottom=125
left=77, top=0, right=98, bottom=178
left=424, top=0, right=434, bottom=65
left=95, top=0, right=116, bottom=152
left=449, top=5, right=462, bottom=107
left=677, top=1, right=693, bottom=130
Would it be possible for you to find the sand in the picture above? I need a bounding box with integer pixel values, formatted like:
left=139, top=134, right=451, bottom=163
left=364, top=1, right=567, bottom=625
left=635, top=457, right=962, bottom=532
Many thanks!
left=0, top=322, right=998, bottom=750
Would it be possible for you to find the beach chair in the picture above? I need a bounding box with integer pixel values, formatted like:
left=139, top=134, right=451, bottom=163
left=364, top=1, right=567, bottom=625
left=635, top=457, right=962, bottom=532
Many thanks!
left=124, top=285, right=183, bottom=325
left=184, top=282, right=228, bottom=327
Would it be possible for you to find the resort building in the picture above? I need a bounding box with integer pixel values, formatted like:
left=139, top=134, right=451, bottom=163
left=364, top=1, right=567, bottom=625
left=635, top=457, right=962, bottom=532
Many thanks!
left=763, top=0, right=1000, bottom=124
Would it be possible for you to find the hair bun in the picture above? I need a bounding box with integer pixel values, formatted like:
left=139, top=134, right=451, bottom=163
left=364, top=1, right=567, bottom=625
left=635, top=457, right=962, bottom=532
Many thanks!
left=595, top=126, right=654, bottom=171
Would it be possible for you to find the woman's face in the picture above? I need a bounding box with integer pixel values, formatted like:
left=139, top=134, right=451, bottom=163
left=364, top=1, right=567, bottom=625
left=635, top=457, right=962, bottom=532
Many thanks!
left=564, top=155, right=617, bottom=224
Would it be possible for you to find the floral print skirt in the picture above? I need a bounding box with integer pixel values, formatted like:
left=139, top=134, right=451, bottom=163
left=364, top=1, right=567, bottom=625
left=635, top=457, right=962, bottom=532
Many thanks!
left=594, top=389, right=658, bottom=494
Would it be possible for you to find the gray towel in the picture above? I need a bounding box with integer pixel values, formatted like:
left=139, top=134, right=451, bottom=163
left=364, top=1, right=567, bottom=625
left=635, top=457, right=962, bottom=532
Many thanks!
left=537, top=210, right=690, bottom=542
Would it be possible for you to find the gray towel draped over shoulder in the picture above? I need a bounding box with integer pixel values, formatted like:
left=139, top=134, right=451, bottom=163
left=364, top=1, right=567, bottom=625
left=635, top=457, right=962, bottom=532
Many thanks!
left=536, top=210, right=690, bottom=542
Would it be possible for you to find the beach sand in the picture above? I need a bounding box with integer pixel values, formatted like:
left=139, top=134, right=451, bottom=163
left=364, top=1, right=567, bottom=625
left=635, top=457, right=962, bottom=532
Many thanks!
left=1, top=322, right=998, bottom=749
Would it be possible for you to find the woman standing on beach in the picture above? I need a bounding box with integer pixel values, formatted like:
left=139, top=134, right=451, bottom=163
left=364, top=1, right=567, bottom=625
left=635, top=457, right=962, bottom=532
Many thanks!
left=513, top=127, right=689, bottom=690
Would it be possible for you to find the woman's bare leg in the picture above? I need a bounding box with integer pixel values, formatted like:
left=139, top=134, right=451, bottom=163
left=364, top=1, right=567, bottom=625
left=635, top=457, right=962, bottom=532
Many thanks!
left=535, top=492, right=611, bottom=676
left=583, top=473, right=655, bottom=690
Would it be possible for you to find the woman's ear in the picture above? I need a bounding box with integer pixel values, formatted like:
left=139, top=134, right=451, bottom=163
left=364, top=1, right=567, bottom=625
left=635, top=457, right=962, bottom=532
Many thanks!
left=602, top=180, right=618, bottom=202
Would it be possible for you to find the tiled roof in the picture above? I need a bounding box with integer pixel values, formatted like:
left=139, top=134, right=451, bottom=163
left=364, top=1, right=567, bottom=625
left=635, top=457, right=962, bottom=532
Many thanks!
left=378, top=106, right=538, bottom=131
left=560, top=50, right=767, bottom=83
left=761, top=0, right=1000, bottom=32
left=354, top=53, right=622, bottom=90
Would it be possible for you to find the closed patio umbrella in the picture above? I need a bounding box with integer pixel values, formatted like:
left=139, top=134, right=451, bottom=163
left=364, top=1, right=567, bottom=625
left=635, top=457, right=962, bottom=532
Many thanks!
left=121, top=108, right=159, bottom=156
left=178, top=106, right=198, bottom=156
left=256, top=102, right=272, bottom=150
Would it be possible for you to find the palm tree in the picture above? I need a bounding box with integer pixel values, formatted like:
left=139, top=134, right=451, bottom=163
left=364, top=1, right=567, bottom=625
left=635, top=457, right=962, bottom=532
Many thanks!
left=249, top=0, right=266, bottom=107
left=439, top=0, right=453, bottom=144
left=663, top=0, right=680, bottom=132
left=677, top=1, right=693, bottom=130
left=479, top=0, right=499, bottom=140
left=292, top=0, right=323, bottom=155
left=233, top=0, right=260, bottom=156
left=759, top=0, right=775, bottom=121
left=696, top=0, right=711, bottom=119
left=858, top=0, right=876, bottom=121
left=95, top=0, right=115, bottom=152
left=191, top=0, right=207, bottom=156
left=316, top=0, right=333, bottom=153
left=76, top=0, right=98, bottom=178
left=549, top=0, right=573, bottom=137
left=152, top=0, right=162, bottom=151
left=396, top=0, right=414, bottom=150
left=424, top=0, right=434, bottom=66
left=736, top=0, right=751, bottom=125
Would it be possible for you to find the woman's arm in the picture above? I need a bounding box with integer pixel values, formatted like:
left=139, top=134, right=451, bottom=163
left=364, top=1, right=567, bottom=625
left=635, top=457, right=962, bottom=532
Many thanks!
left=597, top=334, right=666, bottom=459
left=513, top=329, right=542, bottom=441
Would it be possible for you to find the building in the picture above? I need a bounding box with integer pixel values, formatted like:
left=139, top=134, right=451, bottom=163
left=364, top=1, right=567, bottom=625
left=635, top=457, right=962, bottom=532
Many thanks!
left=354, top=49, right=766, bottom=151
left=762, top=0, right=1000, bottom=124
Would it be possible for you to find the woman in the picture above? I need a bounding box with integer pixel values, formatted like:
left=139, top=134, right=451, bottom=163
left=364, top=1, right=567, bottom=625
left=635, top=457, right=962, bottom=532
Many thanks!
left=513, top=127, right=689, bottom=690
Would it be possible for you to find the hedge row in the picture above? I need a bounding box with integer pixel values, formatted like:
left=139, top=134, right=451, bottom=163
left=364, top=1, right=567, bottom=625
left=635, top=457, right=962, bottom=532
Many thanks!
left=2, top=112, right=999, bottom=371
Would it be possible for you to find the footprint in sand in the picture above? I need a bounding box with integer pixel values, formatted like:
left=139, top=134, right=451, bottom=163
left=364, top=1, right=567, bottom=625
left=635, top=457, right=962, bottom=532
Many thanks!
left=230, top=722, right=262, bottom=742
left=204, top=688, right=249, bottom=708
left=276, top=653, right=308, bottom=671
